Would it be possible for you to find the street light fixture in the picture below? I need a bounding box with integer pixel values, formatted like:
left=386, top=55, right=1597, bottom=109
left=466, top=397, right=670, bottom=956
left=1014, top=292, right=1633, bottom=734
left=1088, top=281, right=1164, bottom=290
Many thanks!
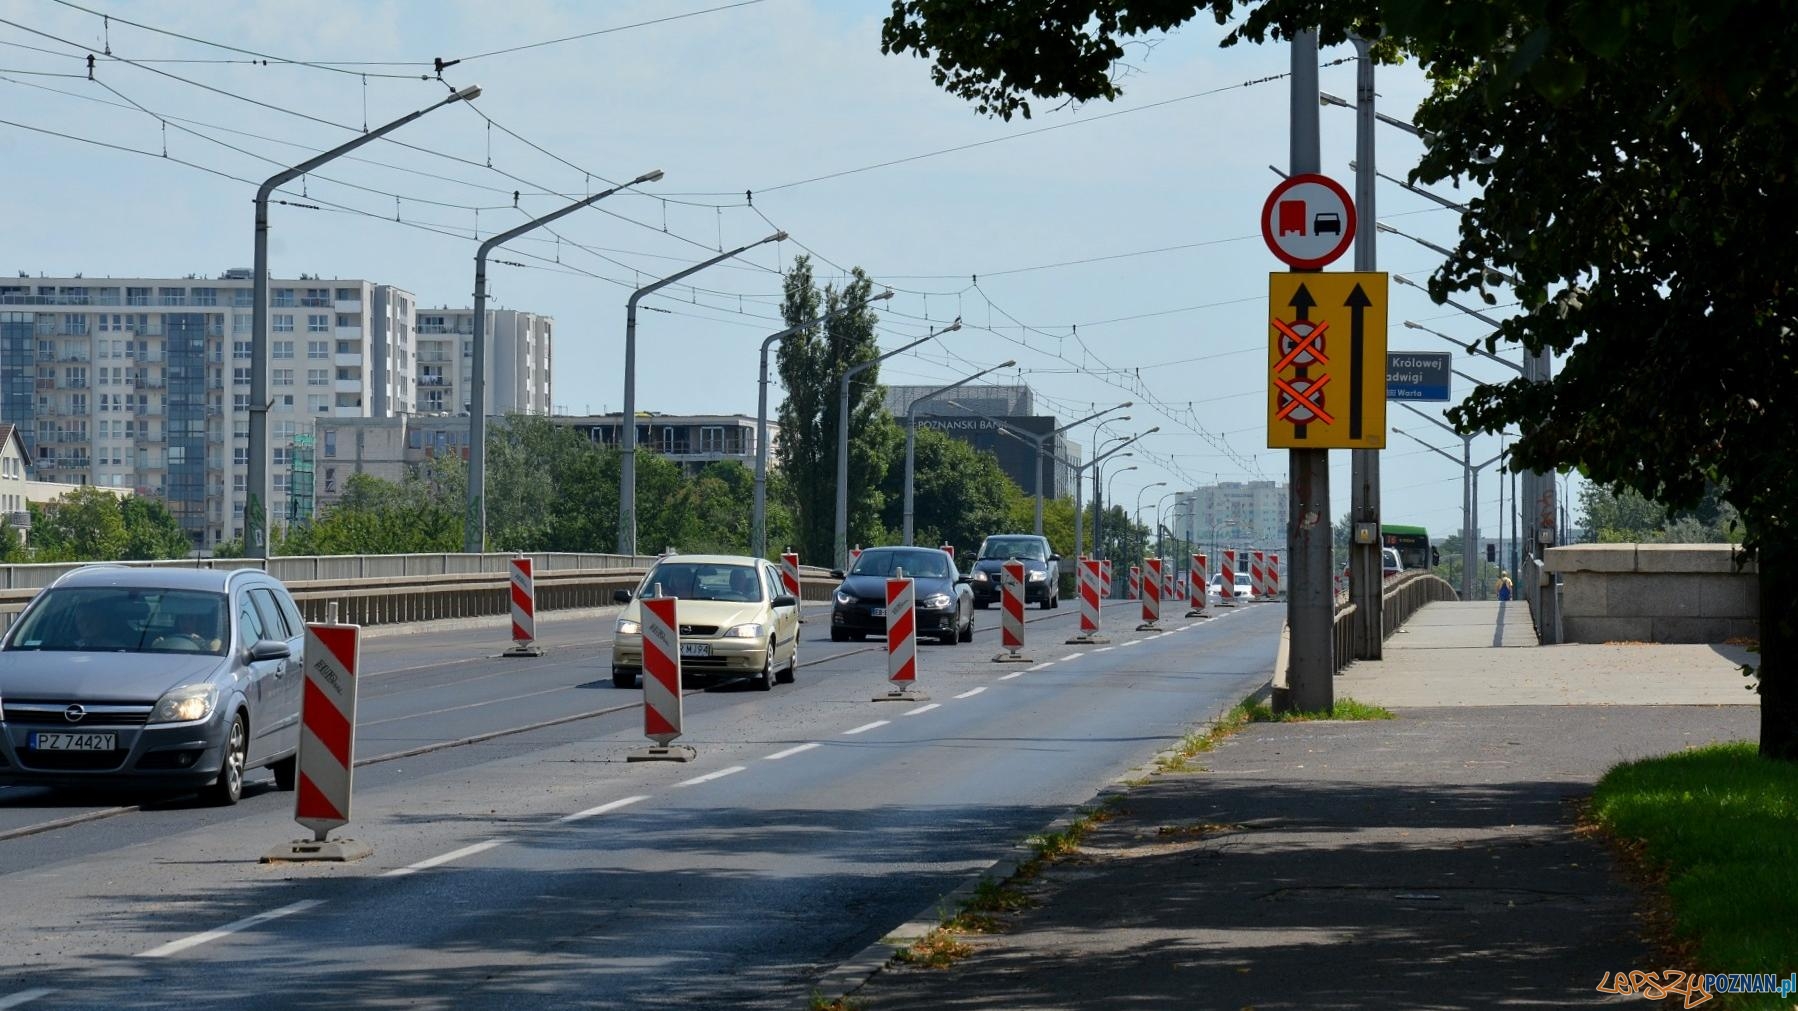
left=618, top=230, right=787, bottom=557
left=247, top=83, right=483, bottom=558
left=1154, top=488, right=1179, bottom=559
left=902, top=361, right=1016, bottom=544
left=1134, top=481, right=1167, bottom=562
left=464, top=167, right=663, bottom=552
left=835, top=319, right=960, bottom=568
left=751, top=290, right=894, bottom=558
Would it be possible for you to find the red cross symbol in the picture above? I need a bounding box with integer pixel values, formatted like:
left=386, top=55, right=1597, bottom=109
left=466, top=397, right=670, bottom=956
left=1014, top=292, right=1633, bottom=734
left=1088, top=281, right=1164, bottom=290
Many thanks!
left=1274, top=374, right=1335, bottom=425
left=1272, top=317, right=1329, bottom=371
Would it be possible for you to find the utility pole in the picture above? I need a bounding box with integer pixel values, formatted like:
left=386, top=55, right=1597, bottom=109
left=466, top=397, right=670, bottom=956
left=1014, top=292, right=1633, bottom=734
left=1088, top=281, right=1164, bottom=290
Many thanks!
left=1283, top=29, right=1334, bottom=713
left=1347, top=34, right=1383, bottom=660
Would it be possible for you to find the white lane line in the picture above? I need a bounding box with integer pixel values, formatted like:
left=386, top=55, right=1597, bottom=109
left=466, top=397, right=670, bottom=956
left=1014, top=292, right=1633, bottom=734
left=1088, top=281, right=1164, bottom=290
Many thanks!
left=1026, top=662, right=1054, bottom=671
left=560, top=795, right=649, bottom=823
left=1062, top=652, right=1086, bottom=660
left=764, top=742, right=822, bottom=761
left=903, top=703, right=941, bottom=716
left=998, top=671, right=1026, bottom=681
left=953, top=687, right=987, bottom=699
left=843, top=721, right=890, bottom=736
left=675, top=765, right=748, bottom=787
left=1092, top=646, right=1114, bottom=653
left=382, top=839, right=511, bottom=878
left=1119, top=639, right=1142, bottom=648
left=136, top=899, right=325, bottom=959
left=0, top=989, right=55, bottom=1009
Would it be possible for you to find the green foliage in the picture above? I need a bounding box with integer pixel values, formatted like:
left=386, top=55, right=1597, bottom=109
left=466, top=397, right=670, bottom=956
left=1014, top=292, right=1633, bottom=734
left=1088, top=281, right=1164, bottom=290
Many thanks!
left=881, top=426, right=1024, bottom=551
left=775, top=255, right=895, bottom=564
left=280, top=471, right=461, bottom=555
left=119, top=496, right=192, bottom=560
left=28, top=487, right=129, bottom=561
left=1580, top=482, right=1742, bottom=545
left=0, top=521, right=27, bottom=563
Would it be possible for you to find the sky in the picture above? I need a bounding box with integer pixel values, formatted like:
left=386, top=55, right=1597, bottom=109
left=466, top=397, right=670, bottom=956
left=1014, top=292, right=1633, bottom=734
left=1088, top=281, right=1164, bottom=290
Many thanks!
left=0, top=0, right=1564, bottom=545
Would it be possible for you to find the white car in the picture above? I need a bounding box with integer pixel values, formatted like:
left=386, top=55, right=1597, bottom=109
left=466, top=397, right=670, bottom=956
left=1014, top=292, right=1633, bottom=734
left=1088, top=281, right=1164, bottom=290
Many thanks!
left=1207, top=574, right=1256, bottom=604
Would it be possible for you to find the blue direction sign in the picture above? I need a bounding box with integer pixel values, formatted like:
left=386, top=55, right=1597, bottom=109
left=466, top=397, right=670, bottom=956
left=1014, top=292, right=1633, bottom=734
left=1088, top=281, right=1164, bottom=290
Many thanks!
left=1387, top=352, right=1451, bottom=401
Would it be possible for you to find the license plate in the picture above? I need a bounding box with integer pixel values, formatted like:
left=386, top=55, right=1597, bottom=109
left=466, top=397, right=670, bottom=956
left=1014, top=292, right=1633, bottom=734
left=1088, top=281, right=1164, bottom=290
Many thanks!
left=869, top=607, right=885, bottom=618
left=679, top=643, right=711, bottom=658
left=29, top=732, right=116, bottom=751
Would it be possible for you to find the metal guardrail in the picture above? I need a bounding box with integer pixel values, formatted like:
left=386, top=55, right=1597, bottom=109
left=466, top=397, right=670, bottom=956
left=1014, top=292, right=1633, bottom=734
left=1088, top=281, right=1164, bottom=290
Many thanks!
left=0, top=555, right=842, bottom=631
left=1329, top=570, right=1460, bottom=674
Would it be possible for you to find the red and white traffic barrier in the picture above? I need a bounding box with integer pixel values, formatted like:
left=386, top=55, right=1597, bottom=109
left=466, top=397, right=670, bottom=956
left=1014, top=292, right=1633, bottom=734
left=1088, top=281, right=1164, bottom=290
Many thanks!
left=504, top=555, right=543, bottom=657
left=1269, top=552, right=1281, bottom=600
left=995, top=558, right=1032, bottom=662
left=941, top=543, right=956, bottom=566
left=1187, top=552, right=1209, bottom=617
left=780, top=551, right=801, bottom=598
left=629, top=595, right=696, bottom=762
left=1138, top=557, right=1163, bottom=629
left=1100, top=559, right=1114, bottom=598
left=1249, top=551, right=1266, bottom=602
left=850, top=544, right=863, bottom=568
left=1164, top=564, right=1177, bottom=611
left=1127, top=565, right=1141, bottom=601
left=1220, top=550, right=1238, bottom=606
left=876, top=574, right=926, bottom=700
left=264, top=622, right=372, bottom=862
left=1068, top=557, right=1109, bottom=643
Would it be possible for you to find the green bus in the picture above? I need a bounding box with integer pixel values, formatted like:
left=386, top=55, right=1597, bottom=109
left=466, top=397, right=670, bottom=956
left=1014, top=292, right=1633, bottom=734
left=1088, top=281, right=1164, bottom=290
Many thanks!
left=1381, top=524, right=1434, bottom=572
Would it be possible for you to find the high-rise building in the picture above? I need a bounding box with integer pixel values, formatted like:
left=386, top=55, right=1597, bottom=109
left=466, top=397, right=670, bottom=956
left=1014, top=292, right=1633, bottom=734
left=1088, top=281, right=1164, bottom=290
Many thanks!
left=0, top=272, right=553, bottom=548
left=414, top=307, right=553, bottom=416
left=1174, top=481, right=1290, bottom=551
left=882, top=384, right=1082, bottom=499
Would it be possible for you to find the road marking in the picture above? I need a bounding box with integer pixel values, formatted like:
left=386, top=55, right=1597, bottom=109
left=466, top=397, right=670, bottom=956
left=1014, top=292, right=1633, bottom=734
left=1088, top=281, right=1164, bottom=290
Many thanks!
left=1062, top=652, right=1085, bottom=660
left=560, top=795, right=649, bottom=823
left=1092, top=646, right=1114, bottom=653
left=0, top=989, right=54, bottom=1009
left=764, top=742, right=821, bottom=761
left=953, top=687, right=987, bottom=699
left=1027, top=662, right=1054, bottom=671
left=675, top=765, right=747, bottom=786
left=137, top=899, right=325, bottom=958
left=382, top=839, right=510, bottom=878
left=998, top=671, right=1025, bottom=681
left=1119, top=639, right=1142, bottom=648
left=903, top=703, right=941, bottom=716
left=843, top=720, right=890, bottom=736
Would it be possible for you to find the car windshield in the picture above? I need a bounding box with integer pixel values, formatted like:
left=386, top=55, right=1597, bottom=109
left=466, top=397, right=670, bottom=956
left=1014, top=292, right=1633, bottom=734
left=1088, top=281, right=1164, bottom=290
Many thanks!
left=639, top=562, right=764, bottom=602
left=5, top=586, right=230, bottom=655
left=850, top=549, right=950, bottom=580
left=979, top=537, right=1046, bottom=561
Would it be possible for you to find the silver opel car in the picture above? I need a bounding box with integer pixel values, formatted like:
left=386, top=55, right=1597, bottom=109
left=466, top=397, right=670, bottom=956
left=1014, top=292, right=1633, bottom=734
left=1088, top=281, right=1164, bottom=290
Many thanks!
left=0, top=565, right=306, bottom=805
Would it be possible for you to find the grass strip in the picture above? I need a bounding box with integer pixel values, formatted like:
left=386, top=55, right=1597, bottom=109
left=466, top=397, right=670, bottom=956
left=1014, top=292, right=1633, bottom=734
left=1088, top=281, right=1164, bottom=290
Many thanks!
left=1589, top=742, right=1798, bottom=1009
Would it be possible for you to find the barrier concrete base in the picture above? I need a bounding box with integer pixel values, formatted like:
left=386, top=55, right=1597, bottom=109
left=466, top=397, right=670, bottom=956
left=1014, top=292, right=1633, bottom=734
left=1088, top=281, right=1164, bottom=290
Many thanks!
left=1185, top=609, right=1211, bottom=618
left=1065, top=633, right=1111, bottom=644
left=503, top=642, right=545, bottom=657
left=873, top=687, right=929, bottom=702
left=1135, top=621, right=1162, bottom=632
left=627, top=745, right=698, bottom=763
left=991, top=650, right=1034, bottom=664
left=261, top=837, right=374, bottom=863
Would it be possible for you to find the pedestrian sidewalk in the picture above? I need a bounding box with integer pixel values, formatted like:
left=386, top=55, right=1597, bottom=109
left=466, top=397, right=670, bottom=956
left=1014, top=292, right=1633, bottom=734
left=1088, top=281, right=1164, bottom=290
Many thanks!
left=838, top=600, right=1758, bottom=1010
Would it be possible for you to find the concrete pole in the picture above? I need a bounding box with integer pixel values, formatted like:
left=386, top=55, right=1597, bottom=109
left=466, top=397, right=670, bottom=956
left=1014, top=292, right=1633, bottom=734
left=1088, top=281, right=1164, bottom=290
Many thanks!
left=620, top=231, right=785, bottom=557
left=248, top=84, right=482, bottom=558
left=1348, top=35, right=1383, bottom=660
left=465, top=170, right=661, bottom=554
left=901, top=360, right=1013, bottom=544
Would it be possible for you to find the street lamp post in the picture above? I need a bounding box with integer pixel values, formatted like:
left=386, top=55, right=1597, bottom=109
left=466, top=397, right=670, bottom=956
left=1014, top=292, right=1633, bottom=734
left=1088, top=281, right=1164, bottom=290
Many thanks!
left=1396, top=403, right=1505, bottom=600
left=619, top=230, right=786, bottom=557
left=751, top=291, right=894, bottom=559
left=902, top=360, right=1016, bottom=544
left=1154, top=489, right=1179, bottom=559
left=1084, top=430, right=1128, bottom=563
left=464, top=168, right=663, bottom=553
left=1099, top=463, right=1138, bottom=560
left=941, top=398, right=1130, bottom=537
left=1134, top=482, right=1166, bottom=563
left=835, top=319, right=960, bottom=568
left=248, top=84, right=482, bottom=558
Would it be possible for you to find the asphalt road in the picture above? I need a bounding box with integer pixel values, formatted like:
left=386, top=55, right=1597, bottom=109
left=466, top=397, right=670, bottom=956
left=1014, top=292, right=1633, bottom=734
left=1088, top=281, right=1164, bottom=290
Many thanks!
left=0, top=597, right=1281, bottom=1009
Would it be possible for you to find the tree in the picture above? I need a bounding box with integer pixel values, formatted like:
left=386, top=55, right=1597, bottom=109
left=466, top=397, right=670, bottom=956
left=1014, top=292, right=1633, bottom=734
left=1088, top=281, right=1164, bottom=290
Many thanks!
left=28, top=487, right=129, bottom=561
left=280, top=471, right=460, bottom=555
left=120, top=496, right=193, bottom=560
left=880, top=427, right=1024, bottom=552
left=775, top=255, right=898, bottom=564
left=880, top=0, right=1798, bottom=757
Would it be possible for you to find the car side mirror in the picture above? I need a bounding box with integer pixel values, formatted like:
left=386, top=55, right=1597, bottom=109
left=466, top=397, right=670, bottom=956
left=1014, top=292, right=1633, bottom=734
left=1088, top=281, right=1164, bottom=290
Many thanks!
left=829, top=569, right=845, bottom=580
left=613, top=589, right=633, bottom=604
left=248, top=638, right=291, bottom=662
left=772, top=594, right=798, bottom=609
left=1048, top=554, right=1061, bottom=562
left=955, top=575, right=970, bottom=584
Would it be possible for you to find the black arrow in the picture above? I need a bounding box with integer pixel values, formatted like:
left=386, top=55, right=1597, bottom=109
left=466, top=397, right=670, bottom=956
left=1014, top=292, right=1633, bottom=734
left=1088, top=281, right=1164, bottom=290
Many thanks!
left=1287, top=283, right=1317, bottom=440
left=1346, top=282, right=1372, bottom=440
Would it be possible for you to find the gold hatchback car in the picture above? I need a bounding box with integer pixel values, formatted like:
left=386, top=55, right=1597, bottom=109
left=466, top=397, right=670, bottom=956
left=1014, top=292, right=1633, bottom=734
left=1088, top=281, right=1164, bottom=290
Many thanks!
left=610, top=554, right=801, bottom=690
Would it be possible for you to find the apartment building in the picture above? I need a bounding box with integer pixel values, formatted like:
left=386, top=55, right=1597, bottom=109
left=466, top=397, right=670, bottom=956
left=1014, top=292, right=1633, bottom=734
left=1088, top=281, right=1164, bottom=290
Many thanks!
left=0, top=272, right=554, bottom=549
left=1174, top=480, right=1290, bottom=548
left=414, top=307, right=553, bottom=417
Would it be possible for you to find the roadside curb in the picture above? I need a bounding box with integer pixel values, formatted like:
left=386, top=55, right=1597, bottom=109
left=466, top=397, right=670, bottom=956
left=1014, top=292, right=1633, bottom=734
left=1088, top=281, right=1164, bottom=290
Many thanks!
left=812, top=677, right=1275, bottom=1003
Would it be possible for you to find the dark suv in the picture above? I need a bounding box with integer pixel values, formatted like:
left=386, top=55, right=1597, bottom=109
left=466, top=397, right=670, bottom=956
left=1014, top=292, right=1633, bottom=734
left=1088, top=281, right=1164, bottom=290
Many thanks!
left=969, top=534, right=1060, bottom=610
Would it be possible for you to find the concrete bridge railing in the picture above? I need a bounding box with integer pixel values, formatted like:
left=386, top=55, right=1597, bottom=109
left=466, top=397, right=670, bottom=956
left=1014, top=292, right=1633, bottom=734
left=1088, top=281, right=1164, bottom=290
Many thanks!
left=1544, top=543, right=1756, bottom=644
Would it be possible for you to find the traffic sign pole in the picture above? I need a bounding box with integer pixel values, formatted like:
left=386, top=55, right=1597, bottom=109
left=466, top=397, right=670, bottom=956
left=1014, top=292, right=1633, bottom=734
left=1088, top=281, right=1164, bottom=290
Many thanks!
left=1349, top=33, right=1384, bottom=663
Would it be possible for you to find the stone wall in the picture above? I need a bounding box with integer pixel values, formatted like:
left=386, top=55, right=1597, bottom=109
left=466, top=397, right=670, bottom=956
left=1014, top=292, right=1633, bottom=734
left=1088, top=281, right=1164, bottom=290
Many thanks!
left=1544, top=544, right=1757, bottom=643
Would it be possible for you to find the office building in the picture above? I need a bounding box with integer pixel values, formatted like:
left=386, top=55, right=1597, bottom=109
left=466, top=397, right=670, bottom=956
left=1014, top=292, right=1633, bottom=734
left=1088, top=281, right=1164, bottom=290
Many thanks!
left=883, top=384, right=1082, bottom=499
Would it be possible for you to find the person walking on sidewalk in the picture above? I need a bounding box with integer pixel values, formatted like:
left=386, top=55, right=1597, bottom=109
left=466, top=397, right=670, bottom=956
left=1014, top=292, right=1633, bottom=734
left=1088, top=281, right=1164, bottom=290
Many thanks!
left=1497, top=570, right=1514, bottom=601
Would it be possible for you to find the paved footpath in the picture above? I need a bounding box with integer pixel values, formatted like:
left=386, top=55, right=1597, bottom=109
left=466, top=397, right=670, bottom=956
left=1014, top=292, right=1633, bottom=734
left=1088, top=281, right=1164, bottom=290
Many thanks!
left=843, top=600, right=1757, bottom=1010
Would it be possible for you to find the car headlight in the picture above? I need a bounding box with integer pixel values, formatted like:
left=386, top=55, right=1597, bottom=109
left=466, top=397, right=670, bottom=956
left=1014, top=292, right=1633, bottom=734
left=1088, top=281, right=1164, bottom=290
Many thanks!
left=921, top=593, right=951, bottom=608
left=1027, top=570, right=1047, bottom=581
left=149, top=683, right=219, bottom=725
left=615, top=618, right=641, bottom=635
left=971, top=571, right=988, bottom=581
left=721, top=622, right=765, bottom=639
left=835, top=591, right=855, bottom=605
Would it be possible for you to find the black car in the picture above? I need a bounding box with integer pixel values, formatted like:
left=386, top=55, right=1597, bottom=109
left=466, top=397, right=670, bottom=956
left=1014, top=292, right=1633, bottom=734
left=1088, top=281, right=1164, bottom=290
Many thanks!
left=969, top=534, right=1060, bottom=610
left=830, top=546, right=974, bottom=645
